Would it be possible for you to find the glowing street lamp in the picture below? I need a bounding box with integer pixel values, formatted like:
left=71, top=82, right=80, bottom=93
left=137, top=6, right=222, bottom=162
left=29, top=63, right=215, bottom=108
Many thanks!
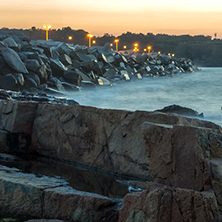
left=92, top=40, right=96, bottom=44
left=134, top=43, right=138, bottom=48
left=144, top=48, right=147, bottom=52
left=158, top=51, right=161, bottom=54
left=123, top=45, right=127, bottom=50
left=168, top=53, right=171, bottom=56
left=172, top=54, right=175, bottom=57
left=87, top=34, right=93, bottom=47
left=68, top=36, right=72, bottom=40
left=110, top=43, right=113, bottom=47
left=114, top=39, right=119, bottom=51
left=147, top=46, right=152, bottom=53
left=43, top=25, right=51, bottom=41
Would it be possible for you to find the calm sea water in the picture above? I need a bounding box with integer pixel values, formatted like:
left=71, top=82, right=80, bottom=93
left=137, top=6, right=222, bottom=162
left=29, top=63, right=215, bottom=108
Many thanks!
left=66, top=67, right=222, bottom=126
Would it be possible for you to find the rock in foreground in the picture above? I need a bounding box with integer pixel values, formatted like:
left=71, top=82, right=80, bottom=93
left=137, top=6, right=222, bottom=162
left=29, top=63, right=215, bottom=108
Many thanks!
left=0, top=98, right=222, bottom=221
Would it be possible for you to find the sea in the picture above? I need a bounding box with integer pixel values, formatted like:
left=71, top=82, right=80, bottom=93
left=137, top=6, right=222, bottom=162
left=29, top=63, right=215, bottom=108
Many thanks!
left=65, top=67, right=222, bottom=127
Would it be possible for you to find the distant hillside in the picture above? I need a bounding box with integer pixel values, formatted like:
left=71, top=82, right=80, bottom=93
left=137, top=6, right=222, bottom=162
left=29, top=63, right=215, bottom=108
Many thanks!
left=1, top=27, right=222, bottom=67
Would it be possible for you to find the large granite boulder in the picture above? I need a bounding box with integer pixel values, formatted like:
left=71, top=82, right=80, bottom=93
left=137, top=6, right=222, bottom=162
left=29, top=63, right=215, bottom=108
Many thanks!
left=0, top=165, right=120, bottom=222
left=2, top=47, right=28, bottom=73
left=119, top=182, right=219, bottom=222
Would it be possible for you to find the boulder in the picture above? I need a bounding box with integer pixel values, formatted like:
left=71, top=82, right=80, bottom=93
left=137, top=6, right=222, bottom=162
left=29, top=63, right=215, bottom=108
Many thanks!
left=3, top=36, right=19, bottom=49
left=25, top=73, right=41, bottom=86
left=46, top=77, right=65, bottom=91
left=0, top=165, right=120, bottom=221
left=155, top=104, right=204, bottom=117
left=25, top=59, right=41, bottom=73
left=49, top=58, right=67, bottom=78
left=141, top=122, right=222, bottom=191
left=0, top=74, right=18, bottom=90
left=59, top=54, right=72, bottom=66
left=2, top=47, right=28, bottom=73
left=63, top=70, right=82, bottom=86
left=119, top=182, right=219, bottom=222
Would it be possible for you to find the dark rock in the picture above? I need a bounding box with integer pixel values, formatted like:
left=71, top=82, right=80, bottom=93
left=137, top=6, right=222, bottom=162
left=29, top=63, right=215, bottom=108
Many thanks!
left=63, top=70, right=82, bottom=86
left=3, top=36, right=19, bottom=49
left=61, top=82, right=80, bottom=92
left=49, top=58, right=67, bottom=78
left=59, top=54, right=72, bottom=66
left=12, top=73, right=25, bottom=87
left=103, top=68, right=116, bottom=79
left=47, top=77, right=65, bottom=91
left=23, top=77, right=38, bottom=90
left=25, top=73, right=41, bottom=86
left=38, top=45, right=53, bottom=57
left=37, top=64, right=49, bottom=83
left=25, top=59, right=41, bottom=73
left=0, top=74, right=18, bottom=90
left=2, top=47, right=28, bottom=73
left=155, top=104, right=204, bottom=117
left=81, top=81, right=96, bottom=89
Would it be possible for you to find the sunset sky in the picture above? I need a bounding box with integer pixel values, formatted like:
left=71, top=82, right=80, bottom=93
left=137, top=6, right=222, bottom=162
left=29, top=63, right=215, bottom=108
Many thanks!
left=1, top=0, right=222, bottom=38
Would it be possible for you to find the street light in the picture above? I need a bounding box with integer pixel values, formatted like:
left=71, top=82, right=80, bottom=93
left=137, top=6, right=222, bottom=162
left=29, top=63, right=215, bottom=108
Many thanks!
left=158, top=51, right=161, bottom=54
left=110, top=43, right=113, bottom=47
left=144, top=48, right=147, bottom=52
left=114, top=39, right=119, bottom=51
left=92, top=40, right=96, bottom=44
left=134, top=43, right=138, bottom=48
left=87, top=34, right=93, bottom=47
left=43, top=25, right=51, bottom=41
left=68, top=36, right=72, bottom=40
left=147, top=46, right=152, bottom=53
left=123, top=45, right=127, bottom=50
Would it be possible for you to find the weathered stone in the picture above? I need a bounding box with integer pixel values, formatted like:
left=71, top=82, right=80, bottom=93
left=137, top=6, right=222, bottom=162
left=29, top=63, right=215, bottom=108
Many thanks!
left=0, top=74, right=18, bottom=91
left=23, top=77, right=38, bottom=90
left=59, top=54, right=72, bottom=66
left=46, top=77, right=65, bottom=91
left=25, top=59, right=41, bottom=73
left=141, top=122, right=222, bottom=191
left=25, top=73, right=41, bottom=86
left=0, top=100, right=38, bottom=135
left=0, top=165, right=120, bottom=222
left=119, top=182, right=219, bottom=222
left=12, top=73, right=25, bottom=87
left=156, top=104, right=204, bottom=117
left=2, top=47, right=28, bottom=73
left=63, top=70, right=82, bottom=86
left=49, top=58, right=67, bottom=78
left=3, top=36, right=18, bottom=49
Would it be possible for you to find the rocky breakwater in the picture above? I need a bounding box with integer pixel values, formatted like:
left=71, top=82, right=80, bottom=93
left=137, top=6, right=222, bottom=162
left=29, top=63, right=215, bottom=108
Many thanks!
left=1, top=94, right=222, bottom=221
left=0, top=30, right=198, bottom=95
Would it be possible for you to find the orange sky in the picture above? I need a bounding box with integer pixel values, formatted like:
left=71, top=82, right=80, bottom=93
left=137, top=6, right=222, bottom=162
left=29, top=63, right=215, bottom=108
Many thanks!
left=1, top=0, right=222, bottom=38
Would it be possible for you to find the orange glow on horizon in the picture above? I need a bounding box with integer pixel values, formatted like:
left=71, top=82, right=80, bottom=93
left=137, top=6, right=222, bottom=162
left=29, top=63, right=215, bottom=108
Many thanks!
left=1, top=3, right=222, bottom=39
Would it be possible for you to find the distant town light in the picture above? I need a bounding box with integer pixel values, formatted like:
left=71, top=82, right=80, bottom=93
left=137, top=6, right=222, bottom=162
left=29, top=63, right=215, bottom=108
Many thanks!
left=168, top=53, right=171, bottom=56
left=68, top=36, right=72, bottom=40
left=134, top=43, right=138, bottom=47
left=114, top=39, right=119, bottom=51
left=144, top=48, right=147, bottom=52
left=92, top=40, right=96, bottom=44
left=172, top=54, right=175, bottom=57
left=147, top=46, right=152, bottom=53
left=43, top=25, right=51, bottom=41
left=158, top=51, right=161, bottom=54
left=87, top=34, right=93, bottom=47
left=123, top=45, right=127, bottom=49
left=110, top=43, right=113, bottom=47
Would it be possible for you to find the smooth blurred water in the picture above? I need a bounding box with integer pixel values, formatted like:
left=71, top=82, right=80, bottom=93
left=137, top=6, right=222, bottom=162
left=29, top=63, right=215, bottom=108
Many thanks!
left=66, top=67, right=222, bottom=126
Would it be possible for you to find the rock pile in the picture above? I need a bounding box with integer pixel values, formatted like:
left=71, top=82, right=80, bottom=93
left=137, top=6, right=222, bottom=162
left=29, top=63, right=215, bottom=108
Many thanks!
left=0, top=30, right=199, bottom=95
